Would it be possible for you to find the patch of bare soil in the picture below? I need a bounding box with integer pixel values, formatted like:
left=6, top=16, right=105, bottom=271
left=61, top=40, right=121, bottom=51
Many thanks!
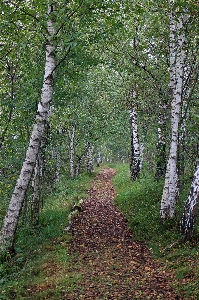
left=67, top=167, right=180, bottom=299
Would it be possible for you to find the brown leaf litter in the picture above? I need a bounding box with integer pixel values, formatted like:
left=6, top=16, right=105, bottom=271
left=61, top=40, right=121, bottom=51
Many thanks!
left=66, top=167, right=181, bottom=300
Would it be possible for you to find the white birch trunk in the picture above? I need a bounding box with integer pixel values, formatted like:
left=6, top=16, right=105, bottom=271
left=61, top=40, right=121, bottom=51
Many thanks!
left=181, top=160, right=199, bottom=241
left=160, top=7, right=186, bottom=219
left=68, top=126, right=76, bottom=179
left=129, top=91, right=140, bottom=181
left=0, top=3, right=56, bottom=252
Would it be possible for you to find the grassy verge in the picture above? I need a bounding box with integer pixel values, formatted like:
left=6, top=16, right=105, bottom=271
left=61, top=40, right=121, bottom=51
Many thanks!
left=112, top=163, right=199, bottom=299
left=0, top=171, right=96, bottom=300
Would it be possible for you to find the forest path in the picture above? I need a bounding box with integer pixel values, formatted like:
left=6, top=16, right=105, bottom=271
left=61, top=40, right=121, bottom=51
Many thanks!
left=67, top=167, right=179, bottom=299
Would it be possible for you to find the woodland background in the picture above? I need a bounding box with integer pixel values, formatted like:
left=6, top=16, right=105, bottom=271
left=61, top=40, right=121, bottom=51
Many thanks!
left=0, top=0, right=199, bottom=298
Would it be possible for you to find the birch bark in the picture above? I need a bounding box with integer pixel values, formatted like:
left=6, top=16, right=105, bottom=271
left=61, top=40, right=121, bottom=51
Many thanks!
left=160, top=6, right=186, bottom=219
left=0, top=3, right=56, bottom=252
left=181, top=160, right=199, bottom=241
left=129, top=91, right=140, bottom=181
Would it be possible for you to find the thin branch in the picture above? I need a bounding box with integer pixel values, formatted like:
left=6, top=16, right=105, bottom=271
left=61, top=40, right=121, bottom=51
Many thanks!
left=52, top=46, right=71, bottom=74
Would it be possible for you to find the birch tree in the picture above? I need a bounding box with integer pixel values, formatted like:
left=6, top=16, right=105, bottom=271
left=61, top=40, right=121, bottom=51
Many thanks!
left=181, top=160, right=199, bottom=241
left=129, top=90, right=141, bottom=181
left=0, top=2, right=56, bottom=253
left=160, top=4, right=186, bottom=219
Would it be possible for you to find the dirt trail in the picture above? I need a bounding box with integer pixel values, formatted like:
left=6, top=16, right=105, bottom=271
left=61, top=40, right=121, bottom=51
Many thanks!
left=68, top=167, right=179, bottom=299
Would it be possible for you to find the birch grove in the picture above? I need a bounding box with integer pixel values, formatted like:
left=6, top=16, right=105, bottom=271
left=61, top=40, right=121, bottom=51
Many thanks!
left=0, top=0, right=199, bottom=255
left=0, top=2, right=56, bottom=253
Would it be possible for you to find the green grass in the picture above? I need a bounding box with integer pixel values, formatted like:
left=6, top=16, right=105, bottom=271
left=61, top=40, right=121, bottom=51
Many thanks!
left=112, top=163, right=199, bottom=299
left=113, top=164, right=199, bottom=299
left=0, top=171, right=96, bottom=300
left=1, top=163, right=199, bottom=299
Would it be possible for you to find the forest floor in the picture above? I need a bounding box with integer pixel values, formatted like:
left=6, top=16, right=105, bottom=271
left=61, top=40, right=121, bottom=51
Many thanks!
left=66, top=167, right=180, bottom=299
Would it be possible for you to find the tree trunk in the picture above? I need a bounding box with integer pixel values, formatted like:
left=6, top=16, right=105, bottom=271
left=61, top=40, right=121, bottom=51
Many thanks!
left=87, top=142, right=94, bottom=173
left=96, top=152, right=102, bottom=167
left=30, top=157, right=41, bottom=225
left=181, top=160, right=199, bottom=241
left=160, top=7, right=186, bottom=219
left=75, top=153, right=85, bottom=176
left=155, top=102, right=167, bottom=179
left=30, top=128, right=47, bottom=225
left=129, top=90, right=140, bottom=181
left=51, top=147, right=61, bottom=186
left=68, top=125, right=76, bottom=179
left=0, top=3, right=56, bottom=253
left=178, top=112, right=186, bottom=185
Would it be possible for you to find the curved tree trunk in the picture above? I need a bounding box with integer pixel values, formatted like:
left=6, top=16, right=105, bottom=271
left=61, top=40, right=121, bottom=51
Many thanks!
left=0, top=3, right=56, bottom=253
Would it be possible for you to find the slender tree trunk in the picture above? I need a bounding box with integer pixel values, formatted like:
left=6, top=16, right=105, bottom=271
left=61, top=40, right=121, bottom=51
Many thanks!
left=155, top=102, right=167, bottom=179
left=0, top=3, right=56, bottom=253
left=181, top=160, right=199, bottom=241
left=160, top=7, right=186, bottom=219
left=30, top=157, right=41, bottom=225
left=87, top=142, right=94, bottom=173
left=75, top=153, right=85, bottom=176
left=96, top=152, right=102, bottom=167
left=51, top=147, right=61, bottom=186
left=30, top=128, right=47, bottom=225
left=178, top=111, right=186, bottom=185
left=68, top=125, right=76, bottom=179
left=129, top=90, right=140, bottom=181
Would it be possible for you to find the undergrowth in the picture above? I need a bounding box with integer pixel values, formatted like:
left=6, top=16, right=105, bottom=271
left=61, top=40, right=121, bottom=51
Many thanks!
left=0, top=171, right=96, bottom=300
left=112, top=163, right=199, bottom=299
left=1, top=163, right=199, bottom=299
